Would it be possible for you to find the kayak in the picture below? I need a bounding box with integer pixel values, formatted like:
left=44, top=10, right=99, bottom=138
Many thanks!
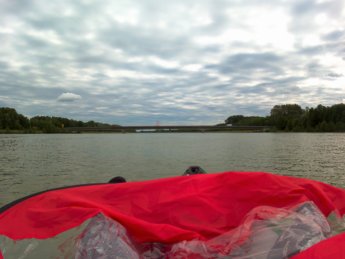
left=1, top=171, right=345, bottom=258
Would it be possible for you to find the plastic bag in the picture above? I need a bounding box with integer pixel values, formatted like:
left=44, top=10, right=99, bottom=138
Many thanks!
left=73, top=201, right=331, bottom=258
left=75, top=214, right=140, bottom=259
left=0, top=201, right=336, bottom=258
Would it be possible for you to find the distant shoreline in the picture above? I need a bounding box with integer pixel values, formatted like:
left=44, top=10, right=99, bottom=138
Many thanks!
left=2, top=129, right=344, bottom=134
left=2, top=104, right=345, bottom=133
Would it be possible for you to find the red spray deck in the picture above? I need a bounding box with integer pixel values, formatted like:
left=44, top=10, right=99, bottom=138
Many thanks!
left=1, top=172, right=345, bottom=258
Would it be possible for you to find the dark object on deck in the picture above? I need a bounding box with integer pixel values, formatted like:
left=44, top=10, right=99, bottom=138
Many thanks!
left=183, top=166, right=206, bottom=176
left=108, top=176, right=127, bottom=183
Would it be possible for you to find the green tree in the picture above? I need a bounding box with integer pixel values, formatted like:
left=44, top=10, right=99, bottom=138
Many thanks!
left=225, top=115, right=244, bottom=125
left=270, top=104, right=304, bottom=130
left=0, top=107, right=30, bottom=130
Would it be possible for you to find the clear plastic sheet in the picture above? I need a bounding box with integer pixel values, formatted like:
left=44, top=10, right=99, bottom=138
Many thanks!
left=0, top=201, right=339, bottom=258
left=75, top=214, right=140, bottom=259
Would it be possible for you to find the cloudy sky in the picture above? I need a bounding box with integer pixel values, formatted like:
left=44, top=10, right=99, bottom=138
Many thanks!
left=0, top=0, right=344, bottom=125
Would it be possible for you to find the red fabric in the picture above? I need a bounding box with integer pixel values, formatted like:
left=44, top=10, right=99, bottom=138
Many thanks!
left=1, top=171, right=345, bottom=249
left=292, top=232, right=345, bottom=259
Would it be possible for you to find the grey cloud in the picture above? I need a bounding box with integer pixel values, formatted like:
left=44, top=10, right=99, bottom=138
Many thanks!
left=327, top=72, right=343, bottom=78
left=306, top=61, right=331, bottom=78
left=19, top=34, right=52, bottom=49
left=291, top=0, right=318, bottom=15
left=298, top=45, right=325, bottom=56
left=322, top=30, right=345, bottom=41
left=289, top=0, right=344, bottom=35
left=234, top=76, right=308, bottom=98
left=101, top=26, right=191, bottom=59
left=208, top=52, right=283, bottom=75
left=0, top=61, right=9, bottom=70
left=297, top=42, right=345, bottom=57
left=291, top=0, right=344, bottom=17
left=0, top=0, right=33, bottom=15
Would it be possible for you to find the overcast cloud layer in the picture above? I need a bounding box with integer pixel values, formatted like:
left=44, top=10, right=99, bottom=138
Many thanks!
left=0, top=0, right=344, bottom=125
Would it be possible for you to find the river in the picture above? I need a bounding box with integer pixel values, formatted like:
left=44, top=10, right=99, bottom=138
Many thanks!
left=1, top=133, right=345, bottom=206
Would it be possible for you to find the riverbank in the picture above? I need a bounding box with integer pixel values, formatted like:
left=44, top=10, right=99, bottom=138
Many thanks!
left=0, top=128, right=270, bottom=134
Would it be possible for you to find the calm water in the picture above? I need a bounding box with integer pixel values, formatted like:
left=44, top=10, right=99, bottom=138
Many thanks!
left=1, top=133, right=345, bottom=206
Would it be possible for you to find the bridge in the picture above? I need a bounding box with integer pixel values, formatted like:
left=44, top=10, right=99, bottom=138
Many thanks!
left=64, top=125, right=269, bottom=133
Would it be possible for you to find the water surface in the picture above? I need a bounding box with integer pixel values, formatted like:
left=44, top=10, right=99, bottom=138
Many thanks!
left=1, top=133, right=345, bottom=206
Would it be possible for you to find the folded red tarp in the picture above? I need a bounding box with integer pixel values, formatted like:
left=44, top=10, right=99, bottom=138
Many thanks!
left=1, top=172, right=345, bottom=258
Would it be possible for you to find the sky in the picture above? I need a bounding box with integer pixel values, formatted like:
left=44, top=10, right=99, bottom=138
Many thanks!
left=0, top=0, right=344, bottom=125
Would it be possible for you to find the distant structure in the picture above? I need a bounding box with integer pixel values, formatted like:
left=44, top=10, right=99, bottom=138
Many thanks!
left=63, top=125, right=269, bottom=133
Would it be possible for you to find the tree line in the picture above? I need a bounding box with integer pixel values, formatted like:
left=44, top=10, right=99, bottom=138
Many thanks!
left=225, top=103, right=345, bottom=132
left=0, top=107, right=115, bottom=133
left=2, top=103, right=345, bottom=133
